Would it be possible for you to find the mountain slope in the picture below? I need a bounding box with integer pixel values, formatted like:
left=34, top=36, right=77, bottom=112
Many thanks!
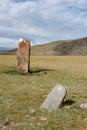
left=31, top=37, right=87, bottom=55
left=54, top=37, right=87, bottom=55
left=1, top=37, right=87, bottom=55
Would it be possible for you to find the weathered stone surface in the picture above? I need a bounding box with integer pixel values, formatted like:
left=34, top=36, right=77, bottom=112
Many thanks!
left=17, top=38, right=30, bottom=74
left=40, top=84, right=67, bottom=110
left=79, top=103, right=87, bottom=109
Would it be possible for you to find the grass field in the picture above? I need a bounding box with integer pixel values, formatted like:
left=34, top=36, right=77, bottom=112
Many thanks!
left=0, top=55, right=87, bottom=130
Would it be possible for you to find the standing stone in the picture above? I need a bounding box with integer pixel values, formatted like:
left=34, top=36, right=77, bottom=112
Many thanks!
left=40, top=84, right=67, bottom=110
left=17, top=38, right=30, bottom=74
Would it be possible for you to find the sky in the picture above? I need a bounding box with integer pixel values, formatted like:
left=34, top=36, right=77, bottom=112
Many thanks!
left=0, top=0, right=87, bottom=48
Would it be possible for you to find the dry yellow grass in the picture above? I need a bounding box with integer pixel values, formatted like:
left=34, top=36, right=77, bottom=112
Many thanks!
left=0, top=55, right=87, bottom=130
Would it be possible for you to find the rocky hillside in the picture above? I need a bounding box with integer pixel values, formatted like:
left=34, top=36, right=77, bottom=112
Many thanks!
left=2, top=37, right=87, bottom=55
left=31, top=37, right=87, bottom=55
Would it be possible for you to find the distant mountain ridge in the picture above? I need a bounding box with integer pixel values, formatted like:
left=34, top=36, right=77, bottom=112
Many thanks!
left=0, top=47, right=11, bottom=53
left=1, top=37, right=87, bottom=55
left=0, top=47, right=11, bottom=50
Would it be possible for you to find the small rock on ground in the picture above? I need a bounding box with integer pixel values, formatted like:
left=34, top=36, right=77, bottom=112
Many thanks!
left=79, top=103, right=87, bottom=109
left=29, top=107, right=36, bottom=114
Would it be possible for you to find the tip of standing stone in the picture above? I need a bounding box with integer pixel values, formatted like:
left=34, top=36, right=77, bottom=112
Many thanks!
left=18, top=38, right=24, bottom=43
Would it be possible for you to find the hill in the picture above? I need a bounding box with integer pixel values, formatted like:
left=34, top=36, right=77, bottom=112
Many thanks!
left=1, top=37, right=87, bottom=55
left=31, top=37, right=87, bottom=55
left=0, top=47, right=11, bottom=53
left=2, top=48, right=17, bottom=55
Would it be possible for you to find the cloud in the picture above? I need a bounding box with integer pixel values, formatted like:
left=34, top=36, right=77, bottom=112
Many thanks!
left=0, top=0, right=87, bottom=48
left=0, top=37, right=17, bottom=48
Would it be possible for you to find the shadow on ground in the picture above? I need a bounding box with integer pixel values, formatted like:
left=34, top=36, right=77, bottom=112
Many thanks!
left=29, top=69, right=52, bottom=75
left=63, top=100, right=75, bottom=106
left=0, top=67, right=52, bottom=75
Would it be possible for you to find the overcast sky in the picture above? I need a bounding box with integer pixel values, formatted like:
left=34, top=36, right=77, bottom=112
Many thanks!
left=0, top=0, right=87, bottom=48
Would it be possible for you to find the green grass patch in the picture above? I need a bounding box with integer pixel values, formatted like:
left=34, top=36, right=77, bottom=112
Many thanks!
left=0, top=67, right=17, bottom=75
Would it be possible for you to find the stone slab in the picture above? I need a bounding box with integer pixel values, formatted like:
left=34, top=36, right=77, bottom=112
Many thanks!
left=40, top=84, right=67, bottom=110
